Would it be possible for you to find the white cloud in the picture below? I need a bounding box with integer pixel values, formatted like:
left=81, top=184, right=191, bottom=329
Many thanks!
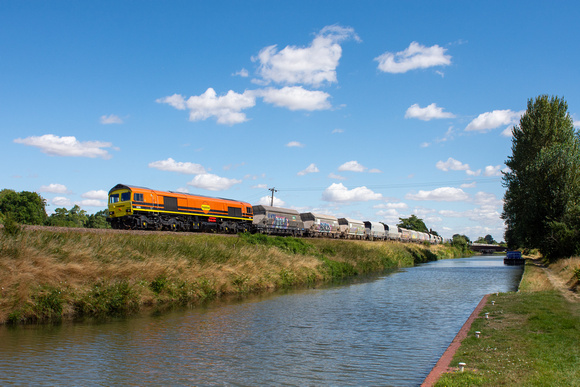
left=483, top=165, right=503, bottom=177
left=473, top=191, right=503, bottom=207
left=14, top=134, right=114, bottom=159
left=465, top=109, right=524, bottom=132
left=254, top=25, right=359, bottom=87
left=233, top=68, right=249, bottom=77
left=100, top=114, right=123, bottom=124
left=338, top=160, right=366, bottom=172
left=187, top=173, right=242, bottom=191
left=286, top=141, right=304, bottom=148
left=322, top=183, right=382, bottom=202
left=328, top=173, right=346, bottom=180
left=297, top=163, right=319, bottom=176
left=52, top=197, right=72, bottom=207
left=252, top=184, right=268, bottom=189
left=405, top=187, right=469, bottom=202
left=258, top=86, right=331, bottom=111
left=148, top=158, right=206, bottom=174
left=375, top=41, right=451, bottom=74
left=40, top=183, right=70, bottom=194
left=374, top=202, right=408, bottom=210
left=436, top=157, right=470, bottom=172
left=156, top=88, right=256, bottom=125
left=574, top=120, right=580, bottom=128
left=332, top=128, right=344, bottom=134
left=78, top=199, right=107, bottom=207
left=81, top=190, right=108, bottom=200
left=368, top=168, right=382, bottom=173
left=257, top=196, right=286, bottom=207
left=466, top=169, right=481, bottom=176
left=405, top=103, right=455, bottom=121
left=460, top=181, right=477, bottom=188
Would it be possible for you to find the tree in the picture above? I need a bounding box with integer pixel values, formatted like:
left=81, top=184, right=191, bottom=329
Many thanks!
left=85, top=209, right=111, bottom=229
left=397, top=215, right=428, bottom=233
left=502, top=95, right=580, bottom=260
left=475, top=234, right=496, bottom=244
left=0, top=189, right=47, bottom=225
left=45, top=205, right=88, bottom=227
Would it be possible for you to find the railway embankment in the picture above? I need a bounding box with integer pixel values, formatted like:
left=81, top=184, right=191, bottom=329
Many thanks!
left=428, top=256, right=580, bottom=386
left=0, top=226, right=465, bottom=324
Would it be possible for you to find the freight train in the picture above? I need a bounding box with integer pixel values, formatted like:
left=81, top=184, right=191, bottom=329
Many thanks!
left=107, top=184, right=443, bottom=243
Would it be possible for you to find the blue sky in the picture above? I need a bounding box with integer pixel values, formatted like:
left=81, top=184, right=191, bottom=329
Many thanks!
left=2, top=1, right=579, bottom=242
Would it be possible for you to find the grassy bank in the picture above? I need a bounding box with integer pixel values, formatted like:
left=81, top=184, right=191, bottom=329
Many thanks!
left=0, top=228, right=463, bottom=324
left=435, top=257, right=580, bottom=386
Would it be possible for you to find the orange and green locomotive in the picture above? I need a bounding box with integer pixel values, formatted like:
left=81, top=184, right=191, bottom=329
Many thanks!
left=107, top=184, right=253, bottom=233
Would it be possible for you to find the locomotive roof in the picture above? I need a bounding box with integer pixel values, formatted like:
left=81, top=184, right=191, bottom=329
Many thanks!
left=108, top=184, right=248, bottom=203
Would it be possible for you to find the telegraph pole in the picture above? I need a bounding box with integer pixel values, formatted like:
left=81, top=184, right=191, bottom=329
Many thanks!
left=268, top=187, right=278, bottom=206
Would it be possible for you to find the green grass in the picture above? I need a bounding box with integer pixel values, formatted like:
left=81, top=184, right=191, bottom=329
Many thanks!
left=0, top=228, right=464, bottom=324
left=435, top=290, right=580, bottom=386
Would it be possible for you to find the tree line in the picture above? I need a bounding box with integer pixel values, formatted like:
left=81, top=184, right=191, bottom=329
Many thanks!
left=0, top=189, right=109, bottom=229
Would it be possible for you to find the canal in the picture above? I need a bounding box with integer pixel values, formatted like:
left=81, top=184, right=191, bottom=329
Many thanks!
left=0, top=255, right=523, bottom=386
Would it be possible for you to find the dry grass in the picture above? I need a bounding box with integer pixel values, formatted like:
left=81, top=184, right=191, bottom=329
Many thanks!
left=1, top=229, right=453, bottom=323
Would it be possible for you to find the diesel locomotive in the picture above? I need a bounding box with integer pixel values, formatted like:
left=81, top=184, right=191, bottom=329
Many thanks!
left=107, top=183, right=442, bottom=243
left=107, top=184, right=253, bottom=233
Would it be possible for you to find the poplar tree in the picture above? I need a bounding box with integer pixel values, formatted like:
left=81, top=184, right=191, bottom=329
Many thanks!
left=502, top=95, right=580, bottom=260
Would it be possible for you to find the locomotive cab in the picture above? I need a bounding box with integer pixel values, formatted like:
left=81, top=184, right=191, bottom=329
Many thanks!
left=107, top=186, right=136, bottom=229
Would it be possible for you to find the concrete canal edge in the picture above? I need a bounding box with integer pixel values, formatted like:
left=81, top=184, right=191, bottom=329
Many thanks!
left=421, top=293, right=490, bottom=387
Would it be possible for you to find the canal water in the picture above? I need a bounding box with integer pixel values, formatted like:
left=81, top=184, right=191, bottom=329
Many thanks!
left=0, top=255, right=523, bottom=386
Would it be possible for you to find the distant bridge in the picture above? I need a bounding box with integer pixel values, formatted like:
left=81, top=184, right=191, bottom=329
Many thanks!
left=470, top=243, right=507, bottom=254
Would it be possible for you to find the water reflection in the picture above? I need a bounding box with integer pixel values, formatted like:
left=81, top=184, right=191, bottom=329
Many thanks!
left=0, top=256, right=522, bottom=386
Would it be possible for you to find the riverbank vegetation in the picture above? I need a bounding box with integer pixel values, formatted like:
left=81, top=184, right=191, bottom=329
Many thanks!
left=502, top=95, right=580, bottom=261
left=435, top=257, right=580, bottom=386
left=0, top=227, right=465, bottom=325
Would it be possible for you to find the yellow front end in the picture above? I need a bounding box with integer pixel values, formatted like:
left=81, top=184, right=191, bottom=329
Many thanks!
left=108, top=188, right=133, bottom=219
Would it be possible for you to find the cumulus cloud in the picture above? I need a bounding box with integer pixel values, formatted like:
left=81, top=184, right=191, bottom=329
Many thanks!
left=322, top=183, right=382, bottom=202
left=52, top=197, right=72, bottom=207
left=483, top=165, right=503, bottom=177
left=257, top=196, right=286, bottom=207
left=187, top=173, right=242, bottom=191
left=81, top=190, right=108, bottom=200
left=100, top=114, right=123, bottom=124
left=374, top=202, right=409, bottom=210
left=148, top=158, right=206, bottom=174
left=14, top=134, right=114, bottom=159
left=233, top=68, right=249, bottom=77
left=436, top=157, right=470, bottom=172
left=473, top=191, right=503, bottom=207
left=338, top=160, right=366, bottom=172
left=40, top=183, right=70, bottom=194
left=254, top=25, right=359, bottom=87
left=286, top=141, right=304, bottom=148
left=156, top=88, right=256, bottom=125
left=332, top=128, right=344, bottom=134
left=297, top=163, right=319, bottom=176
left=78, top=199, right=107, bottom=207
left=465, top=109, right=524, bottom=132
left=328, top=173, right=346, bottom=180
left=405, top=103, right=455, bottom=121
left=375, top=41, right=451, bottom=74
left=258, top=86, right=331, bottom=111
left=405, top=187, right=469, bottom=202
